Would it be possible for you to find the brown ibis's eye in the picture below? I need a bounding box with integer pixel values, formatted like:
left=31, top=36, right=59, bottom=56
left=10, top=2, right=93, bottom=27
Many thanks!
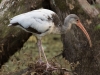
left=76, top=19, right=79, bottom=21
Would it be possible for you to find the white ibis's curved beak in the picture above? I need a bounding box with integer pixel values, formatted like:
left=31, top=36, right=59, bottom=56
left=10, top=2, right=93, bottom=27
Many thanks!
left=76, top=20, right=92, bottom=47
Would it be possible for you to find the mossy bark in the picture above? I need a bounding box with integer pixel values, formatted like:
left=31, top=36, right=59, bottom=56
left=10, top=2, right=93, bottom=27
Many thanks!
left=50, top=0, right=100, bottom=75
left=0, top=0, right=43, bottom=68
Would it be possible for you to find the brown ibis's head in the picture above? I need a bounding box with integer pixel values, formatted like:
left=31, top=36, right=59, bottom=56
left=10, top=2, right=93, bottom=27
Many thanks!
left=64, top=14, right=92, bottom=47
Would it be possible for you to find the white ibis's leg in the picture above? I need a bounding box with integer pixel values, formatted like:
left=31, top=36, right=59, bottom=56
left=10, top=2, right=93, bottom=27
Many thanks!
left=41, top=45, right=51, bottom=69
left=38, top=39, right=51, bottom=69
left=37, top=39, right=42, bottom=64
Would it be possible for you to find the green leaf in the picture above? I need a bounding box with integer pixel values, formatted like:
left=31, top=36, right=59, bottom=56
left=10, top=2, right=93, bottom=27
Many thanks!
left=94, top=24, right=100, bottom=30
left=98, top=14, right=100, bottom=18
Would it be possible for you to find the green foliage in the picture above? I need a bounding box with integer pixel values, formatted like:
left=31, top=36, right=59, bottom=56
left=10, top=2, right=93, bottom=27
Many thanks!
left=94, top=24, right=100, bottom=30
left=98, top=14, right=100, bottom=18
left=94, top=14, right=100, bottom=31
left=0, top=0, right=2, bottom=3
left=93, top=4, right=100, bottom=9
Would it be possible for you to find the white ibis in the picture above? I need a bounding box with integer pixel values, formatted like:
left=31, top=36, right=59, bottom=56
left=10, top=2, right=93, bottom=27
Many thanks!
left=8, top=9, right=92, bottom=69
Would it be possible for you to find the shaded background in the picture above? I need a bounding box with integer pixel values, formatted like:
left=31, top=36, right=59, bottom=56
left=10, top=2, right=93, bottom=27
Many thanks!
left=0, top=0, right=100, bottom=75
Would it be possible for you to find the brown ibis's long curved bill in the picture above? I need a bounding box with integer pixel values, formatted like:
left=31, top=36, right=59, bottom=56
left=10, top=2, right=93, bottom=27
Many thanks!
left=76, top=20, right=92, bottom=47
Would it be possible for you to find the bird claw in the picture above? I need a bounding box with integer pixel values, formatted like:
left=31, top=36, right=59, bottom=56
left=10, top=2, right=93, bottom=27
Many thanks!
left=46, top=63, right=51, bottom=69
left=46, top=63, right=57, bottom=71
left=36, top=59, right=44, bottom=65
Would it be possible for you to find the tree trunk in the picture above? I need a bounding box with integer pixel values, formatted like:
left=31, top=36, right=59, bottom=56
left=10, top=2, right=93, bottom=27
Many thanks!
left=0, top=0, right=43, bottom=68
left=50, top=0, right=100, bottom=75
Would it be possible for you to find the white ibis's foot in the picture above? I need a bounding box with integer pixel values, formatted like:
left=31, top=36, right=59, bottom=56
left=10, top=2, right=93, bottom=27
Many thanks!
left=36, top=59, right=44, bottom=65
left=46, top=63, right=57, bottom=71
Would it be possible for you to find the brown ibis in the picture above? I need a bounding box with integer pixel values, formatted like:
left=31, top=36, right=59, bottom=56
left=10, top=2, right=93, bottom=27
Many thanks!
left=8, top=9, right=92, bottom=70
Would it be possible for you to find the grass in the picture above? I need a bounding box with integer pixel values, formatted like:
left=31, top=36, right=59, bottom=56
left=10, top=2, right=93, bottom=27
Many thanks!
left=0, top=34, right=71, bottom=75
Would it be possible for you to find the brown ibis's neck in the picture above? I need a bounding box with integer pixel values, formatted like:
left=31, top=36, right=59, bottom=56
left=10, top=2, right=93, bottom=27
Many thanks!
left=62, top=22, right=72, bottom=32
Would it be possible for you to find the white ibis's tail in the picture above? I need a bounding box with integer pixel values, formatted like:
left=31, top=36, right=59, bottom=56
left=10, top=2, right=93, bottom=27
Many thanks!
left=8, top=24, right=12, bottom=26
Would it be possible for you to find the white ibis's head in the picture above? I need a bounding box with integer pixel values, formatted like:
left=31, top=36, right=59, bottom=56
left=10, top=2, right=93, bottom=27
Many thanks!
left=64, top=14, right=92, bottom=47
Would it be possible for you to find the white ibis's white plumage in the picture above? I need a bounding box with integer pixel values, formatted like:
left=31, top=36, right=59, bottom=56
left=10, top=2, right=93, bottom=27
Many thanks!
left=8, top=9, right=92, bottom=70
left=8, top=9, right=61, bottom=39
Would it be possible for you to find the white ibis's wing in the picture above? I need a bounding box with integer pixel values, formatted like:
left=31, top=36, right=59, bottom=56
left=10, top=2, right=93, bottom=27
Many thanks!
left=9, top=9, right=61, bottom=34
